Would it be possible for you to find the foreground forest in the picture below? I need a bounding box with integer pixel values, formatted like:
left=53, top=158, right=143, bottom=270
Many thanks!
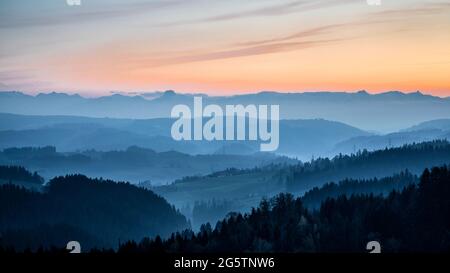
left=118, top=166, right=450, bottom=253
left=1, top=141, right=449, bottom=252
left=1, top=165, right=448, bottom=253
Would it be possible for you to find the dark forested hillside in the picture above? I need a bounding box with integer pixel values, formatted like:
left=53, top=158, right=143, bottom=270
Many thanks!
left=300, top=170, right=418, bottom=209
left=118, top=166, right=450, bottom=253
left=0, top=165, right=44, bottom=184
left=0, top=174, right=189, bottom=251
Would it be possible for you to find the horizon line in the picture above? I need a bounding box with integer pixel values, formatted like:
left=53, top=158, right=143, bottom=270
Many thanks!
left=1, top=89, right=449, bottom=99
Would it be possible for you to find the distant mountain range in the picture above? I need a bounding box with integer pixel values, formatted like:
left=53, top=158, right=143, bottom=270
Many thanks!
left=1, top=90, right=449, bottom=132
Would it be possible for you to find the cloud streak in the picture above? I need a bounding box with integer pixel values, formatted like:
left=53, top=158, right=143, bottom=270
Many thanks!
left=233, top=1, right=450, bottom=50
left=0, top=70, right=35, bottom=82
left=0, top=0, right=186, bottom=28
left=161, top=0, right=359, bottom=27
left=371, top=2, right=450, bottom=18
left=236, top=19, right=394, bottom=47
left=139, top=38, right=348, bottom=67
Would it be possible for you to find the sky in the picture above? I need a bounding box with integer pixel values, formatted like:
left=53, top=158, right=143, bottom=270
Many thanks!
left=0, top=0, right=449, bottom=96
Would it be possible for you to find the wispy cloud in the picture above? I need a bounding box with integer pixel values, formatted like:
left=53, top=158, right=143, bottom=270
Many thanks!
left=131, top=0, right=397, bottom=68
left=0, top=69, right=55, bottom=91
left=140, top=38, right=348, bottom=67
left=236, top=19, right=392, bottom=47
left=0, top=69, right=35, bottom=82
left=0, top=0, right=186, bottom=28
left=0, top=69, right=54, bottom=91
left=161, top=0, right=359, bottom=27
left=203, top=1, right=307, bottom=22
left=233, top=1, right=450, bottom=49
left=370, top=2, right=450, bottom=18
left=237, top=23, right=347, bottom=47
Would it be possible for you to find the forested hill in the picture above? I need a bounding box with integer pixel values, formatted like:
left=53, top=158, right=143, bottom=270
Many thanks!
left=0, top=174, right=189, bottom=251
left=188, top=170, right=419, bottom=229
left=0, top=165, right=43, bottom=184
left=300, top=170, right=418, bottom=209
left=284, top=140, right=450, bottom=192
left=154, top=140, right=450, bottom=210
left=119, top=166, right=450, bottom=253
left=0, top=165, right=44, bottom=191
